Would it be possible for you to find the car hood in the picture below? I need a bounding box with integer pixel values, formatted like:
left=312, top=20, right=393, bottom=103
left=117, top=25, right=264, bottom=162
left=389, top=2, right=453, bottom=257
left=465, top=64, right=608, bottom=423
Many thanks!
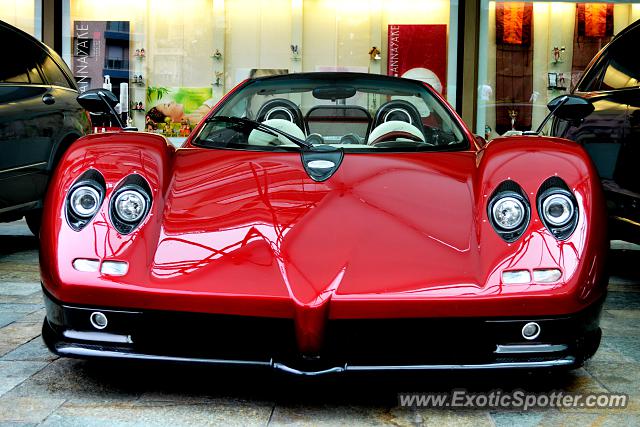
left=152, top=148, right=483, bottom=304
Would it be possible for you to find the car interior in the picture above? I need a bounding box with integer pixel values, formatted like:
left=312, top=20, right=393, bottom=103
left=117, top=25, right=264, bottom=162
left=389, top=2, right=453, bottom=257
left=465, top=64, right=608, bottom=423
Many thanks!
left=196, top=81, right=466, bottom=150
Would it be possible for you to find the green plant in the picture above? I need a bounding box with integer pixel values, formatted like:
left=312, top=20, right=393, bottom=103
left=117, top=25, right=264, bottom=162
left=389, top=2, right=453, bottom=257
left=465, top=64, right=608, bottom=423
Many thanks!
left=146, top=86, right=170, bottom=103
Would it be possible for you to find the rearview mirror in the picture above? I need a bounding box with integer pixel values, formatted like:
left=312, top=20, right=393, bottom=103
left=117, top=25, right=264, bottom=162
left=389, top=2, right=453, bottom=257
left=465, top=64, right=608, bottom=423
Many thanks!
left=547, top=95, right=594, bottom=122
left=312, top=86, right=357, bottom=100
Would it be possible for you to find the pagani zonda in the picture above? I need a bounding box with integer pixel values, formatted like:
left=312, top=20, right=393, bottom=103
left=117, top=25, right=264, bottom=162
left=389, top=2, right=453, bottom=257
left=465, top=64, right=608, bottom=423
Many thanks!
left=40, top=73, right=607, bottom=375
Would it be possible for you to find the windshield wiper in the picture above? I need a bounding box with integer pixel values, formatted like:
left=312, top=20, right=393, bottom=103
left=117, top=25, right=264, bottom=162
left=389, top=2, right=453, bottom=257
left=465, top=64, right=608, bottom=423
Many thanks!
left=207, top=116, right=313, bottom=150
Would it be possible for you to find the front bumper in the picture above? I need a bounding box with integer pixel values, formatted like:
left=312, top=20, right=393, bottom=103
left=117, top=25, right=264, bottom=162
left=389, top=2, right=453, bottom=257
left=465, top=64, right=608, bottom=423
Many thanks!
left=42, top=289, right=604, bottom=376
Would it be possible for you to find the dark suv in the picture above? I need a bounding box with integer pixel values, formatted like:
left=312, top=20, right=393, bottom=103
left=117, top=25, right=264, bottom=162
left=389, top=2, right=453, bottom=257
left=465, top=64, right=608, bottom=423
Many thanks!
left=0, top=20, right=90, bottom=235
left=552, top=20, right=640, bottom=244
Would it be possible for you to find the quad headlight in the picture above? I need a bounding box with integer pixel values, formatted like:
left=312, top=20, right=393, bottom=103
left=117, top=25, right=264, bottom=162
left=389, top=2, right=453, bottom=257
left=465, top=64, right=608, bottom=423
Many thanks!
left=541, top=193, right=574, bottom=227
left=492, top=196, right=526, bottom=230
left=66, top=170, right=106, bottom=231
left=487, top=182, right=531, bottom=242
left=69, top=186, right=101, bottom=218
left=109, top=176, right=152, bottom=234
left=114, top=190, right=147, bottom=223
left=536, top=180, right=578, bottom=240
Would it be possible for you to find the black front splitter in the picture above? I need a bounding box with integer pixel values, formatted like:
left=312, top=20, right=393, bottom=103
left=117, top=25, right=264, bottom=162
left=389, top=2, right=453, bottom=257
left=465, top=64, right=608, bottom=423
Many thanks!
left=43, top=319, right=577, bottom=376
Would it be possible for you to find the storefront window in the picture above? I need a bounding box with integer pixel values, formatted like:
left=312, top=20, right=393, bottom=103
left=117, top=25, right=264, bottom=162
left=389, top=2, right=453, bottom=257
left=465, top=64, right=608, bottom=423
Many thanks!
left=62, top=0, right=459, bottom=141
left=0, top=0, right=42, bottom=39
left=477, top=1, right=640, bottom=139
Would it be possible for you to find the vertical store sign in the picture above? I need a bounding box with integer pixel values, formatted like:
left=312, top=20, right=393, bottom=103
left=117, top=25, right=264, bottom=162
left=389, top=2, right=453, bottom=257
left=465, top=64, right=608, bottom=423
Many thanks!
left=388, top=24, right=447, bottom=94
left=74, top=22, right=92, bottom=93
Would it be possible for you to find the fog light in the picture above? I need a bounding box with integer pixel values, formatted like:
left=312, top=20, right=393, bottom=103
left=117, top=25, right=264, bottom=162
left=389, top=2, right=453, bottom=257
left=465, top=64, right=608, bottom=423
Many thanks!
left=522, top=322, right=541, bottom=340
left=502, top=270, right=531, bottom=284
left=72, top=258, right=99, bottom=272
left=533, top=268, right=562, bottom=283
left=89, top=311, right=108, bottom=330
left=101, top=261, right=128, bottom=276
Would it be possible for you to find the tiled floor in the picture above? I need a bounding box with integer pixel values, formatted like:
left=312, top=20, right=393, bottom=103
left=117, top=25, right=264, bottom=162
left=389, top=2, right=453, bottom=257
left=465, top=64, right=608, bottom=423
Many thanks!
left=0, top=220, right=638, bottom=426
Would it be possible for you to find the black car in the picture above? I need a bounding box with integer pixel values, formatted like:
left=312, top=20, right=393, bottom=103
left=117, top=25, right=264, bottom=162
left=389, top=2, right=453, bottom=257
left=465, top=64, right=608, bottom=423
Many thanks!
left=552, top=20, right=640, bottom=245
left=0, top=20, right=90, bottom=235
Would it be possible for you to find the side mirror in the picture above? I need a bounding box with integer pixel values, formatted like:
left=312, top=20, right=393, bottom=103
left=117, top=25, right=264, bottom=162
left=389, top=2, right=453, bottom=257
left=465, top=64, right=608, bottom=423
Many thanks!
left=77, top=89, right=118, bottom=114
left=474, top=135, right=487, bottom=148
left=77, top=89, right=127, bottom=129
left=547, top=95, right=594, bottom=122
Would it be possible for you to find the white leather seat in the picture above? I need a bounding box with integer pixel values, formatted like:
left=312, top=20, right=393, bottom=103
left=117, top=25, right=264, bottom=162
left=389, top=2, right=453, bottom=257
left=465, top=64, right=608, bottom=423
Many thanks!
left=367, top=120, right=425, bottom=145
left=248, top=119, right=306, bottom=146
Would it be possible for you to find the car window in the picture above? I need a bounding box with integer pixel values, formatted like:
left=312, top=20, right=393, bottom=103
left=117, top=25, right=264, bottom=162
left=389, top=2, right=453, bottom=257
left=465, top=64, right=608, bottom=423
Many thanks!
left=196, top=76, right=467, bottom=152
left=41, top=55, right=72, bottom=89
left=600, top=44, right=640, bottom=91
left=0, top=26, right=45, bottom=84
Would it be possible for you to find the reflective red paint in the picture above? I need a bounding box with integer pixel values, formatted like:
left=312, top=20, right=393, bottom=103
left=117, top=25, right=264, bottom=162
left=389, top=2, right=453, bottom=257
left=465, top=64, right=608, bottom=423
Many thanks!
left=40, top=127, right=607, bottom=353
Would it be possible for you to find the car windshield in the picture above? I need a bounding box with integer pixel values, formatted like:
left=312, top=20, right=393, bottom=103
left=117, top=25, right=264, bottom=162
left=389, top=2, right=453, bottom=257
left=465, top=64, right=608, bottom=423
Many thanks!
left=193, top=74, right=468, bottom=152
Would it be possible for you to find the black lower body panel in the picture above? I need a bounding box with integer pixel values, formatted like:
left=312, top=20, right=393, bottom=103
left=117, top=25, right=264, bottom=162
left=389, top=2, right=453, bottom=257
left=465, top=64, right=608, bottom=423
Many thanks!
left=42, top=289, right=603, bottom=376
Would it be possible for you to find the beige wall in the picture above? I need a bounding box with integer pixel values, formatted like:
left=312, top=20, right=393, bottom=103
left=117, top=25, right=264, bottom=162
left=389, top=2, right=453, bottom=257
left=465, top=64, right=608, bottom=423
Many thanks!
left=0, top=0, right=39, bottom=37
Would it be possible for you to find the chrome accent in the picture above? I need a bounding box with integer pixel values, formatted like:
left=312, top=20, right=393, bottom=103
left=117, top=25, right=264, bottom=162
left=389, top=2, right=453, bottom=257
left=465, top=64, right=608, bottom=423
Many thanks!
left=51, top=343, right=577, bottom=374
left=383, top=108, right=412, bottom=124
left=492, top=196, right=525, bottom=230
left=0, top=161, right=47, bottom=175
left=63, top=330, right=133, bottom=344
left=54, top=345, right=272, bottom=367
left=307, top=160, right=335, bottom=169
left=495, top=344, right=568, bottom=354
left=272, top=362, right=347, bottom=376
left=542, top=193, right=574, bottom=226
left=264, top=106, right=294, bottom=122
left=0, top=201, right=39, bottom=214
left=522, top=322, right=541, bottom=340
left=69, top=186, right=101, bottom=218
left=343, top=358, right=575, bottom=370
left=612, top=216, right=640, bottom=227
left=89, top=311, right=108, bottom=330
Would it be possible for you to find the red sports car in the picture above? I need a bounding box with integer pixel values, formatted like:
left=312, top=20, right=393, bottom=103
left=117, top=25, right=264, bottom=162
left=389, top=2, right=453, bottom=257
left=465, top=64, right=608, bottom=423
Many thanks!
left=40, top=73, right=607, bottom=375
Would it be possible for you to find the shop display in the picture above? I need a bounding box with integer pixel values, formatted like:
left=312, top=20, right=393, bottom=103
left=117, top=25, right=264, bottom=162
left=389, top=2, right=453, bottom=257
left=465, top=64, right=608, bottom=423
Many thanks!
left=40, top=72, right=607, bottom=374
left=495, top=2, right=533, bottom=135
left=571, top=3, right=614, bottom=88
left=145, top=87, right=212, bottom=136
left=387, top=24, right=447, bottom=94
left=553, top=19, right=640, bottom=245
left=71, top=20, right=131, bottom=100
left=478, top=1, right=639, bottom=141
left=368, top=46, right=382, bottom=61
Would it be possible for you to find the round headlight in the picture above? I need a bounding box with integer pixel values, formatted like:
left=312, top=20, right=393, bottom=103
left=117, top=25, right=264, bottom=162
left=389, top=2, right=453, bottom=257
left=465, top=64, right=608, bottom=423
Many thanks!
left=542, top=194, right=574, bottom=226
left=69, top=186, right=101, bottom=218
left=492, top=196, right=526, bottom=230
left=114, top=190, right=147, bottom=223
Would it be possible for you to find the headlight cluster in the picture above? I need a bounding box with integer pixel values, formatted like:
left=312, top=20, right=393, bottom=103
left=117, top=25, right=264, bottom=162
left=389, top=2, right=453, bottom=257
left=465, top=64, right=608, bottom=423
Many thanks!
left=487, top=181, right=530, bottom=242
left=66, top=172, right=152, bottom=234
left=488, top=178, right=578, bottom=242
left=66, top=170, right=106, bottom=231
left=536, top=178, right=579, bottom=240
left=114, top=190, right=148, bottom=223
left=109, top=175, right=152, bottom=235
left=69, top=186, right=101, bottom=218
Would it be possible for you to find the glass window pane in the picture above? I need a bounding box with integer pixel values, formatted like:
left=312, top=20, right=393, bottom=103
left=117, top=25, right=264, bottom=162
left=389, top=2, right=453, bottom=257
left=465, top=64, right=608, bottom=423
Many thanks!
left=477, top=1, right=640, bottom=138
left=41, top=56, right=72, bottom=88
left=65, top=0, right=457, bottom=135
left=0, top=25, right=43, bottom=84
left=601, top=48, right=640, bottom=90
